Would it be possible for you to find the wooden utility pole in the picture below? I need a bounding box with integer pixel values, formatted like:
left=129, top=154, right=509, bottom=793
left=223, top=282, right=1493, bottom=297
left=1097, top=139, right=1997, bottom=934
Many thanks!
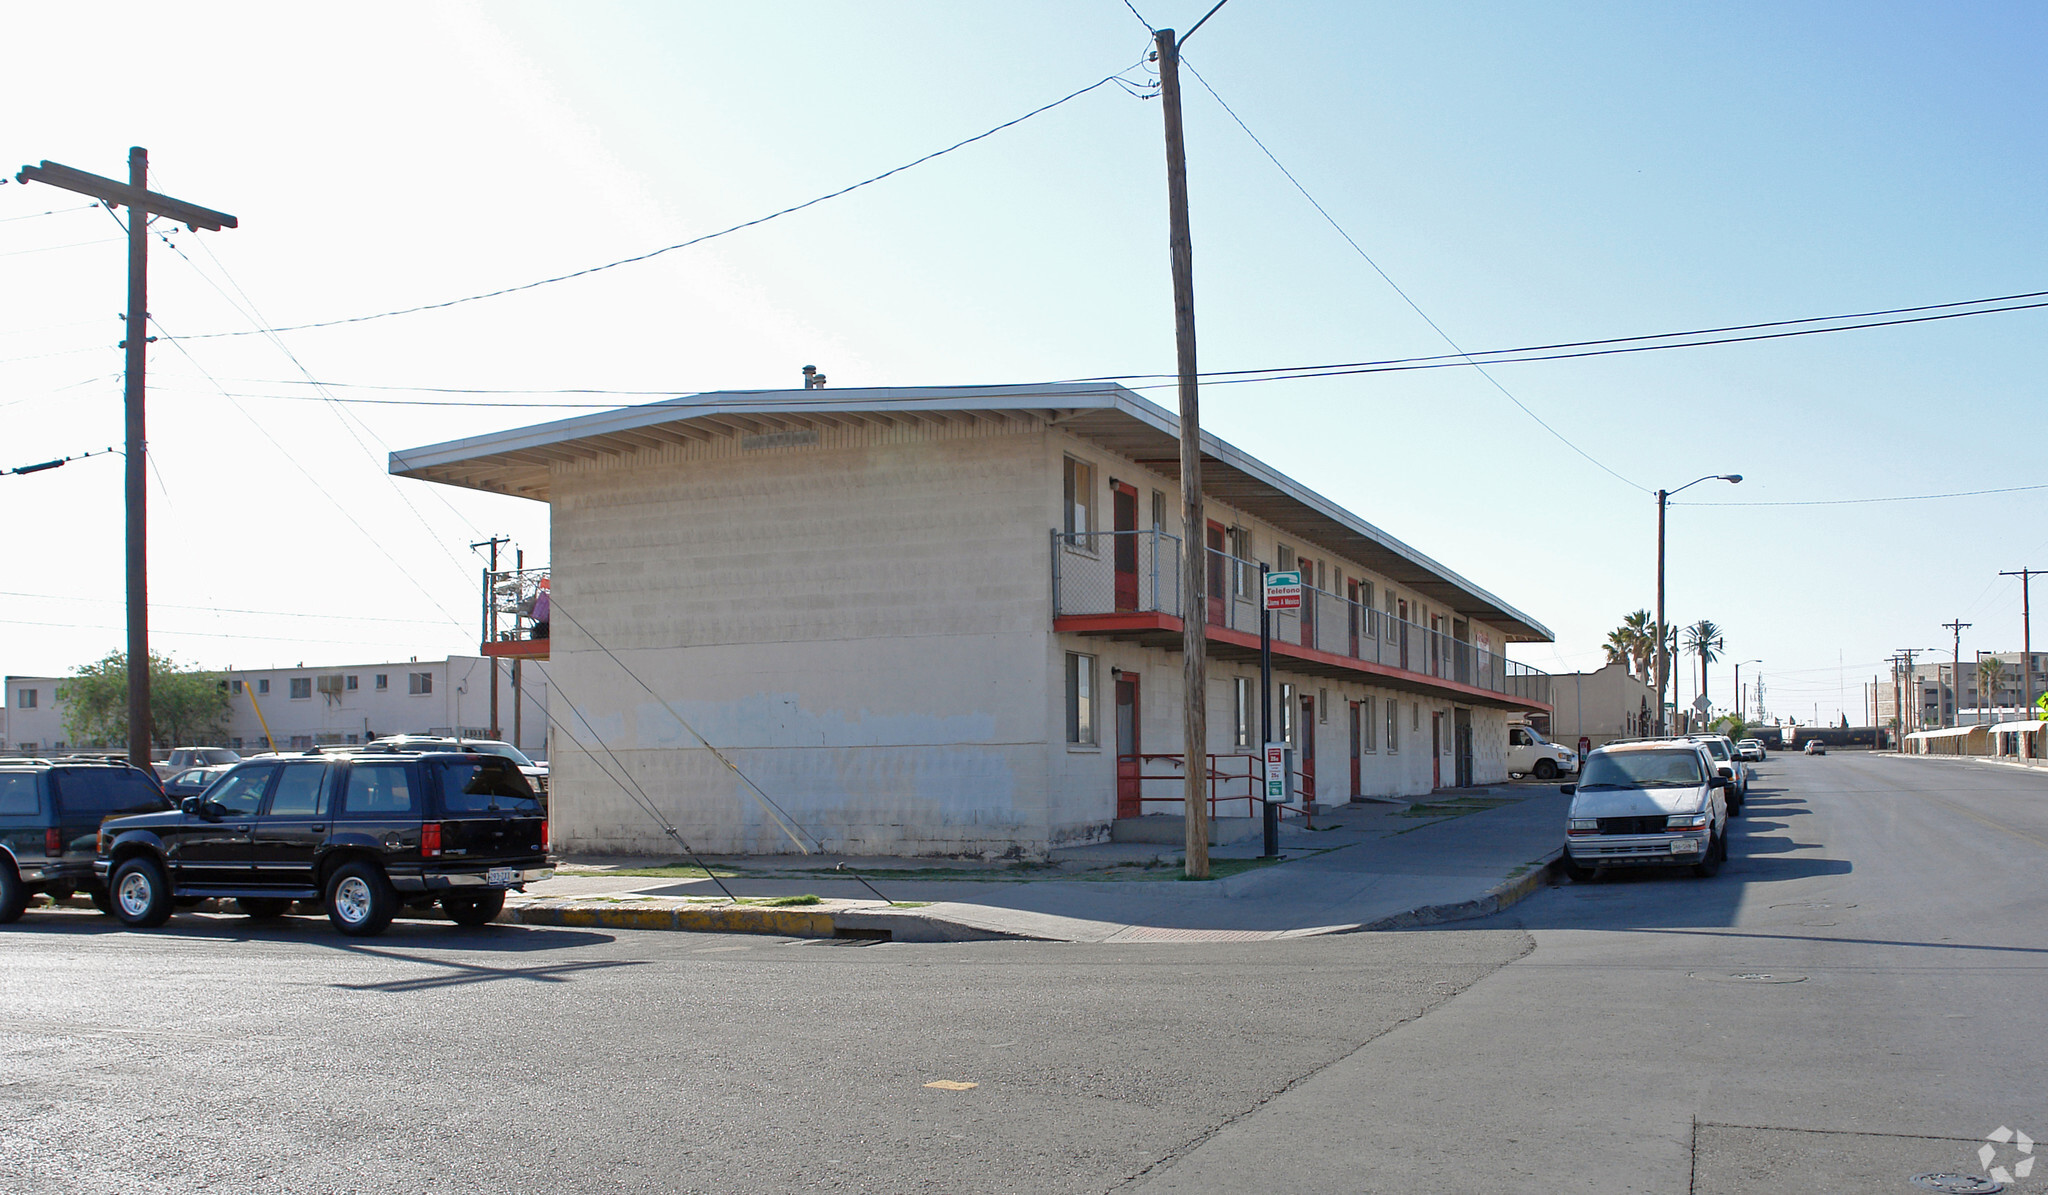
left=472, top=535, right=510, bottom=739
left=15, top=150, right=235, bottom=769
left=1942, top=619, right=1971, bottom=728
left=2002, top=568, right=2042, bottom=718
left=1156, top=25, right=1209, bottom=878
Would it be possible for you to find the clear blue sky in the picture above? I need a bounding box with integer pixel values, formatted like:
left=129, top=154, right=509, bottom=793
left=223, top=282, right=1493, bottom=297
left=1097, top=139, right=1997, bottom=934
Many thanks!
left=5, top=1, right=2045, bottom=724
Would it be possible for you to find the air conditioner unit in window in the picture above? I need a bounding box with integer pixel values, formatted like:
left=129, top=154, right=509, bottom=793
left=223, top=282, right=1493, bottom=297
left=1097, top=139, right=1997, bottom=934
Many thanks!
left=316, top=675, right=345, bottom=694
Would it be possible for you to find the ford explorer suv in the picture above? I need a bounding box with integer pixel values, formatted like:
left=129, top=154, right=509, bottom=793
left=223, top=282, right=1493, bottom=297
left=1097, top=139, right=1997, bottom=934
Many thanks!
left=1508, top=725, right=1579, bottom=780
left=96, top=746, right=553, bottom=936
left=0, top=760, right=169, bottom=921
left=1560, top=741, right=1730, bottom=882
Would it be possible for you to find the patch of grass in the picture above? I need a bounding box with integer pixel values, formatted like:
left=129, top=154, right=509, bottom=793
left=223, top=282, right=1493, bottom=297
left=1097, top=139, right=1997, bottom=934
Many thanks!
left=1177, top=856, right=1284, bottom=881
left=750, top=894, right=823, bottom=907
left=884, top=900, right=932, bottom=908
left=598, top=865, right=744, bottom=879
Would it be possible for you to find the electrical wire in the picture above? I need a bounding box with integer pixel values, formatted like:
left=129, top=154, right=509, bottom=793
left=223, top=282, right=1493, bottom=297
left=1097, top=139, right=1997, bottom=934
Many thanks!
left=0, top=589, right=454, bottom=626
left=1673, top=482, right=2048, bottom=508
left=0, top=202, right=98, bottom=223
left=1180, top=61, right=1648, bottom=493
left=166, top=64, right=1146, bottom=342
left=0, top=236, right=123, bottom=258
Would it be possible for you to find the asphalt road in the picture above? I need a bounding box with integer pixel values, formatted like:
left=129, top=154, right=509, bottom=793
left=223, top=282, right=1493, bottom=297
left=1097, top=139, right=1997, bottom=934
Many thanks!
left=1135, top=752, right=2048, bottom=1193
left=4, top=752, right=2043, bottom=1194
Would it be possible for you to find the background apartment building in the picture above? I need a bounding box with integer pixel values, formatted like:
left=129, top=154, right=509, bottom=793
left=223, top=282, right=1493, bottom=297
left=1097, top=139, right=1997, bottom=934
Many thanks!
left=1874, top=653, right=2047, bottom=730
left=4, top=655, right=546, bottom=757
left=394, top=384, right=1554, bottom=859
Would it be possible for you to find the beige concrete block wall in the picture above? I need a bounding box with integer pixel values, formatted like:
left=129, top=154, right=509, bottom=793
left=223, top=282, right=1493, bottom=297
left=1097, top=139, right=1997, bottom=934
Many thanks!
left=546, top=422, right=1057, bottom=858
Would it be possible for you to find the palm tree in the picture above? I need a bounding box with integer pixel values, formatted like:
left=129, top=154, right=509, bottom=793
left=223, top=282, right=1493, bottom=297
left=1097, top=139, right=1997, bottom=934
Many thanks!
left=1603, top=629, right=1631, bottom=669
left=1684, top=620, right=1725, bottom=703
left=1622, top=609, right=1656, bottom=679
left=1978, top=656, right=2006, bottom=720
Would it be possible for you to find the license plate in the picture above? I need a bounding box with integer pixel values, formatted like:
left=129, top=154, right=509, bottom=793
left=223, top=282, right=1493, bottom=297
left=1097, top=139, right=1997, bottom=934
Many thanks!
left=487, top=867, right=518, bottom=886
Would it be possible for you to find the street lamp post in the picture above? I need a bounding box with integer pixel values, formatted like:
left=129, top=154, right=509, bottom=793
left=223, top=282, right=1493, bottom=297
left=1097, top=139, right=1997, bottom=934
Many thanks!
left=1655, top=474, right=1743, bottom=736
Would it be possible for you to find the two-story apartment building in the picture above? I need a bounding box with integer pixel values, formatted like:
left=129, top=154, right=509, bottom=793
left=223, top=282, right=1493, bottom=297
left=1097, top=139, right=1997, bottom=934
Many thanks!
left=4, top=655, right=545, bottom=757
left=392, top=384, right=1553, bottom=859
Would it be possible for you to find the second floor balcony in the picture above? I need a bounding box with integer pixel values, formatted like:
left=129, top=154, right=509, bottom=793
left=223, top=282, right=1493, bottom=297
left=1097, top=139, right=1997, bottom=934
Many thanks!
left=1052, top=529, right=1551, bottom=711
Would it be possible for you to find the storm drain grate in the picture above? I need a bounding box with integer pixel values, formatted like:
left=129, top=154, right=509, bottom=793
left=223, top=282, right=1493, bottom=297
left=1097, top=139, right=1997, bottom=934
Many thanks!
left=1910, top=1174, right=2004, bottom=1194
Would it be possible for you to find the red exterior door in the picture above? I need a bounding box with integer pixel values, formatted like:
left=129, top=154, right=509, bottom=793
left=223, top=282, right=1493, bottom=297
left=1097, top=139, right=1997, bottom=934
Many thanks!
left=1115, top=673, right=1141, bottom=818
left=1205, top=521, right=1227, bottom=627
left=1299, top=694, right=1315, bottom=804
left=1112, top=481, right=1139, bottom=612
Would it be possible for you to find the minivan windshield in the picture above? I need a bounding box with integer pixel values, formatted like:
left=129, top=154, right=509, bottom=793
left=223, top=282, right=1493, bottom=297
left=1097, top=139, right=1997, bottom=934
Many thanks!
left=1578, top=750, right=1706, bottom=790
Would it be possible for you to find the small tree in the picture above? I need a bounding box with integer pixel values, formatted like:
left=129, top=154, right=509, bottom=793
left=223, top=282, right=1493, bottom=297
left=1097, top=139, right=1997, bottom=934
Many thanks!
left=1979, top=657, right=2007, bottom=717
left=59, top=651, right=230, bottom=749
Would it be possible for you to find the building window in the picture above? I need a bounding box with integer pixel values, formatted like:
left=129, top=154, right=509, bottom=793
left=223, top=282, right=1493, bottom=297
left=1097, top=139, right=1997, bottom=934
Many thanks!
left=1359, top=581, right=1376, bottom=637
left=1276, top=544, right=1295, bottom=576
left=375, top=674, right=389, bottom=691
left=1363, top=696, right=1377, bottom=752
left=1065, top=652, right=1096, bottom=745
left=257, top=678, right=271, bottom=695
left=1384, top=592, right=1398, bottom=641
left=1151, top=489, right=1167, bottom=535
left=1280, top=682, right=1296, bottom=747
left=410, top=672, right=433, bottom=695
left=1413, top=702, right=1421, bottom=731
left=230, top=679, right=242, bottom=695
left=1387, top=701, right=1401, bottom=753
left=347, top=733, right=359, bottom=745
left=1319, top=688, right=1329, bottom=723
left=345, top=676, right=359, bottom=691
left=289, top=677, right=312, bottom=700
left=1229, top=527, right=1253, bottom=596
left=1063, top=457, right=1094, bottom=544
left=229, top=737, right=243, bottom=750
left=15, top=689, right=35, bottom=709
left=1233, top=677, right=1253, bottom=748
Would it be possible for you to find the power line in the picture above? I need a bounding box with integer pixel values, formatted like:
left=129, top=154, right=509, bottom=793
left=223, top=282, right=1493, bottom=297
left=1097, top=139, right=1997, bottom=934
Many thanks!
left=1674, top=482, right=2048, bottom=508
left=1179, top=60, right=1648, bottom=492
left=0, top=202, right=98, bottom=223
left=165, top=64, right=1146, bottom=342
left=0, top=589, right=455, bottom=626
left=0, top=235, right=123, bottom=258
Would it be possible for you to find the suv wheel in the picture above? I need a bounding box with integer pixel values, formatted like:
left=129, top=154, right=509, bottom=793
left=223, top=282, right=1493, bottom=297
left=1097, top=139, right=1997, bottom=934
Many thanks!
left=236, top=898, right=292, bottom=919
left=111, top=857, right=174, bottom=928
left=0, top=866, right=26, bottom=924
left=1533, top=759, right=1559, bottom=780
left=325, top=863, right=397, bottom=937
left=442, top=890, right=506, bottom=927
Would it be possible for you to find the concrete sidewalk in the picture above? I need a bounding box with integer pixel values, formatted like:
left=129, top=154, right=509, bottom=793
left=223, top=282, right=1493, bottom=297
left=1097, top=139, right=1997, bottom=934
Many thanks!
left=505, top=784, right=1571, bottom=942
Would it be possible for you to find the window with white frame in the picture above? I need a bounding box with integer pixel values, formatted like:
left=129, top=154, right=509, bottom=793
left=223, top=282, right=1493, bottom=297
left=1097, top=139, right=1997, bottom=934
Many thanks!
left=1151, top=490, right=1167, bottom=535
left=1387, top=700, right=1400, bottom=752
left=1233, top=677, right=1253, bottom=748
left=345, top=675, right=359, bottom=691
left=1229, top=526, right=1252, bottom=596
left=1384, top=592, right=1398, bottom=641
left=289, top=677, right=312, bottom=700
left=1063, top=457, right=1094, bottom=545
left=1065, top=652, right=1097, bottom=745
left=1359, top=580, right=1376, bottom=636
left=1363, top=696, right=1377, bottom=751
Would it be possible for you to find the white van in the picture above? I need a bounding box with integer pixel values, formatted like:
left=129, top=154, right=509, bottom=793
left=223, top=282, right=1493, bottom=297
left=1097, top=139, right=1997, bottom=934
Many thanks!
left=1508, top=725, right=1579, bottom=780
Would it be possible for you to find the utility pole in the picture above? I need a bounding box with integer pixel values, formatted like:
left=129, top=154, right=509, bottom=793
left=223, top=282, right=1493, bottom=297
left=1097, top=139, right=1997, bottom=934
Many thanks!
left=15, top=150, right=235, bottom=770
left=1154, top=10, right=1224, bottom=880
left=1896, top=649, right=1923, bottom=735
left=1942, top=620, right=1971, bottom=728
left=472, top=535, right=510, bottom=740
left=2002, top=569, right=2041, bottom=719
left=1654, top=490, right=1668, bottom=736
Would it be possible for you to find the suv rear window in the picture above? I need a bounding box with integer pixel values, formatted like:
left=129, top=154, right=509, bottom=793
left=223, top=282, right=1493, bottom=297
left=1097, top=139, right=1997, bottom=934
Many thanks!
left=0, top=774, right=39, bottom=816
left=50, top=769, right=170, bottom=818
left=432, top=759, right=541, bottom=814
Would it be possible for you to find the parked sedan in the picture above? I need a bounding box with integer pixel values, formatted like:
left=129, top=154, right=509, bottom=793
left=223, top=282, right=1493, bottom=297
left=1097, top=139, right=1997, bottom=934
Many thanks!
left=1736, top=739, right=1766, bottom=762
left=160, top=764, right=232, bottom=801
left=1560, top=742, right=1730, bottom=882
left=1804, top=740, right=1827, bottom=756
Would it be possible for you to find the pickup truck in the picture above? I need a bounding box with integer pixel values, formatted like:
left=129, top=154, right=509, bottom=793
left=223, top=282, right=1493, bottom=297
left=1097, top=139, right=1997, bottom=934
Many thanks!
left=1508, top=725, right=1579, bottom=780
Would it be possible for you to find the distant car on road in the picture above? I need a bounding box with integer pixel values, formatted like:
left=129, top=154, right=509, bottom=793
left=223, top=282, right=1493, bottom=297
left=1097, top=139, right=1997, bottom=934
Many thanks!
left=1560, top=742, right=1730, bottom=882
left=1508, top=725, right=1579, bottom=780
left=1736, top=739, right=1766, bottom=762
left=153, top=747, right=241, bottom=780
left=1804, top=740, right=1827, bottom=756
left=160, top=764, right=233, bottom=801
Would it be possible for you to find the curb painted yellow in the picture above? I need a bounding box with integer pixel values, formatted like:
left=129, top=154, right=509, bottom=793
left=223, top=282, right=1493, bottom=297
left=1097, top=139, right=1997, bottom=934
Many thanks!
left=506, top=900, right=840, bottom=939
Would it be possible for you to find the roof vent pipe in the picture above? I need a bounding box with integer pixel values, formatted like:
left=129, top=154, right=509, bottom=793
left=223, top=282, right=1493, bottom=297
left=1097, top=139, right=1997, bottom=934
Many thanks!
left=802, top=364, right=827, bottom=390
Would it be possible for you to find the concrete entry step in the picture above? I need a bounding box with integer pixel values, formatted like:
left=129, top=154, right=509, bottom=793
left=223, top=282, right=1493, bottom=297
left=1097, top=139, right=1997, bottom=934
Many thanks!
left=1111, top=815, right=1263, bottom=846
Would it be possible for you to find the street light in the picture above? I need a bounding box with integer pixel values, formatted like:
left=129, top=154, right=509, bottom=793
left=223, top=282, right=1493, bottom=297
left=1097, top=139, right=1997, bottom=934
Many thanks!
left=1656, top=473, right=1742, bottom=735
left=1734, top=659, right=1761, bottom=724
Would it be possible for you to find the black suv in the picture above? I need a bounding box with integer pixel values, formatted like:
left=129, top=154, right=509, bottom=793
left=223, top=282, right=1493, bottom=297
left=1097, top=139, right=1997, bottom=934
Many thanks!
left=96, top=746, right=553, bottom=936
left=0, top=760, right=169, bottom=921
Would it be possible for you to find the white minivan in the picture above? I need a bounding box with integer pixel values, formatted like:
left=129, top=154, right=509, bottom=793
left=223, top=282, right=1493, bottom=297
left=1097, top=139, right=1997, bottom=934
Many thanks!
left=1560, top=741, right=1730, bottom=881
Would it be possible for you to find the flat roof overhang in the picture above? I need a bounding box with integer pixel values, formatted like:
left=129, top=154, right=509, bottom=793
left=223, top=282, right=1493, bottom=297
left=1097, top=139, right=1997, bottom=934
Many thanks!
left=392, top=383, right=1553, bottom=642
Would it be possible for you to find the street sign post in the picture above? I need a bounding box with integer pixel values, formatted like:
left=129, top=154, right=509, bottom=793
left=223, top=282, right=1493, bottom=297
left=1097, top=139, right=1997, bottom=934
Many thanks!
left=1264, top=570, right=1302, bottom=611
left=1259, top=564, right=1280, bottom=858
left=1264, top=742, right=1288, bottom=802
